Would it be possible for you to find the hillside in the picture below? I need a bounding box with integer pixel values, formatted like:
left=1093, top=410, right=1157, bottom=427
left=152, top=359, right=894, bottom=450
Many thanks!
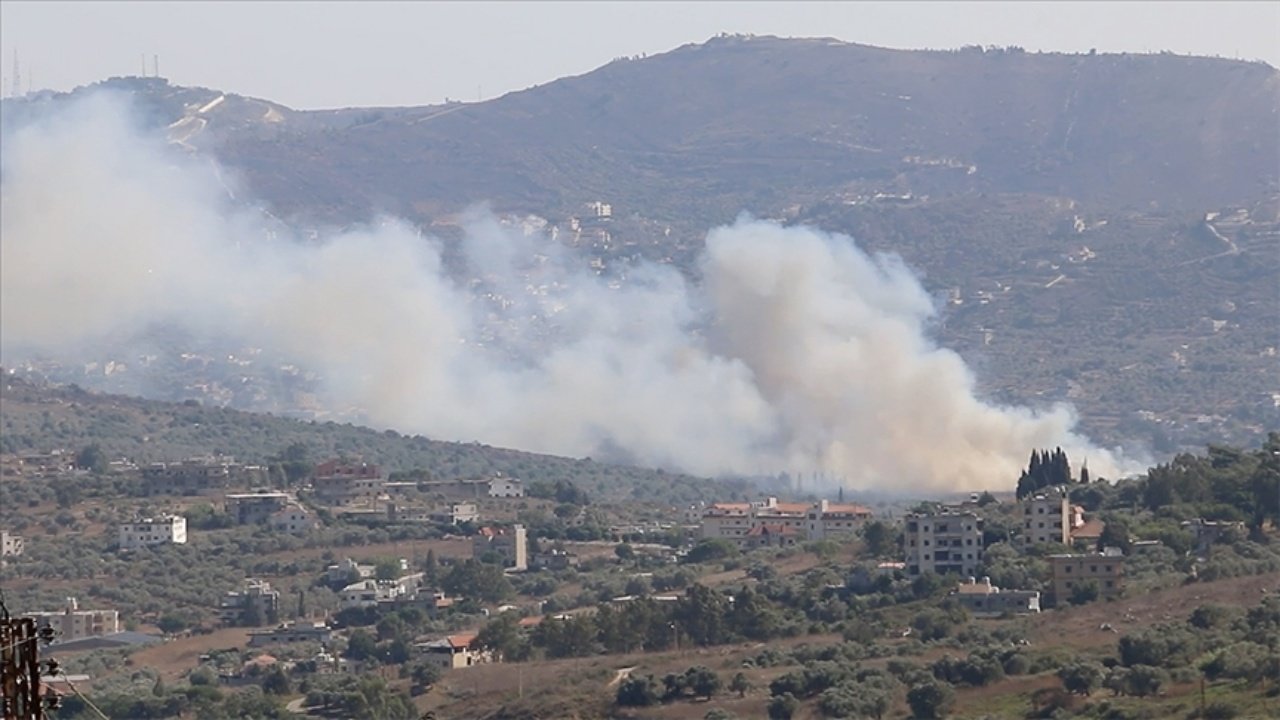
left=2, top=35, right=1277, bottom=454
left=11, top=37, right=1276, bottom=224
left=0, top=373, right=741, bottom=505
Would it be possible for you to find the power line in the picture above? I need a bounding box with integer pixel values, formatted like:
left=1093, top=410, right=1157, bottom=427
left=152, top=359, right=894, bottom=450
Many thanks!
left=55, top=674, right=109, bottom=720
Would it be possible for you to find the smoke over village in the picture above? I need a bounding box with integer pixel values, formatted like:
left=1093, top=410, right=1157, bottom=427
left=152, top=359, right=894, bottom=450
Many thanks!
left=0, top=93, right=1140, bottom=492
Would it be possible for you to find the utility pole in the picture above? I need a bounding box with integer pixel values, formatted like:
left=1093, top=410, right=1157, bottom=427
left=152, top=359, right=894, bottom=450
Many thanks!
left=1, top=597, right=59, bottom=720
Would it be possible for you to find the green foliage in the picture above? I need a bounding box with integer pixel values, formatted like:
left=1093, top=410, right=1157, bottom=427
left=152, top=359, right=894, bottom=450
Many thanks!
left=1057, top=661, right=1104, bottom=695
left=441, top=559, right=514, bottom=603
left=767, top=692, right=799, bottom=720
left=860, top=520, right=896, bottom=558
left=683, top=538, right=739, bottom=564
left=683, top=665, right=722, bottom=700
left=1016, top=447, right=1073, bottom=499
left=344, top=629, right=378, bottom=661
left=75, top=443, right=109, bottom=473
left=906, top=679, right=955, bottom=719
left=729, top=671, right=752, bottom=698
left=616, top=674, right=660, bottom=707
left=1069, top=579, right=1100, bottom=605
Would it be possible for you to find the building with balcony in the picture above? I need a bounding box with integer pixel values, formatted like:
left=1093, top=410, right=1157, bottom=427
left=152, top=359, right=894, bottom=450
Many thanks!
left=904, top=509, right=984, bottom=577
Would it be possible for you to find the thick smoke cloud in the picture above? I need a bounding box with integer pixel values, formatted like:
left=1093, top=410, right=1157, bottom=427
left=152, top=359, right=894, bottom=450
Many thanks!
left=0, top=93, right=1141, bottom=491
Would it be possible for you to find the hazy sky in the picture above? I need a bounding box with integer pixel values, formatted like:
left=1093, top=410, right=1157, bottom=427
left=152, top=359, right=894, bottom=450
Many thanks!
left=2, top=1, right=1276, bottom=109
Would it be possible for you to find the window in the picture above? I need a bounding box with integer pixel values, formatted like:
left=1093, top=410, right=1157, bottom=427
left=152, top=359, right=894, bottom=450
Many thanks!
left=1064, top=566, right=1072, bottom=573
left=1037, top=507, right=1045, bottom=514
left=1105, top=580, right=1114, bottom=588
left=966, top=539, right=973, bottom=545
left=1090, top=565, right=1098, bottom=573
left=1105, top=565, right=1112, bottom=572
left=924, top=540, right=930, bottom=546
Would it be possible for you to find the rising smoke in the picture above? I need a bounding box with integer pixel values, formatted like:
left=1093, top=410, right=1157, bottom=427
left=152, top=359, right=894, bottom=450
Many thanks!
left=0, top=93, right=1141, bottom=491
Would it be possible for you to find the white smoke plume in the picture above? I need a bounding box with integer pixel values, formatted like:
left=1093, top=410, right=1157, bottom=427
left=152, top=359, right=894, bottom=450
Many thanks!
left=0, top=93, right=1142, bottom=491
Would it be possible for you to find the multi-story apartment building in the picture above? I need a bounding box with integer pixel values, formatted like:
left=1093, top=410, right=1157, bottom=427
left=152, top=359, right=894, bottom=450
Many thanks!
left=473, top=525, right=527, bottom=570
left=29, top=598, right=120, bottom=643
left=1019, top=486, right=1085, bottom=548
left=1, top=530, right=24, bottom=557
left=118, top=514, right=187, bottom=550
left=904, top=509, right=984, bottom=577
left=700, top=498, right=874, bottom=544
left=700, top=503, right=753, bottom=540
left=806, top=500, right=874, bottom=540
left=311, top=459, right=385, bottom=506
left=1048, top=549, right=1125, bottom=603
left=218, top=579, right=281, bottom=625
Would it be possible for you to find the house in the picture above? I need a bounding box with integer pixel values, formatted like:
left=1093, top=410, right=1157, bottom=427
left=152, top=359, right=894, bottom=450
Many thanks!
left=11, top=449, right=76, bottom=477
left=218, top=579, right=281, bottom=625
left=310, top=459, right=385, bottom=506
left=118, top=514, right=187, bottom=550
left=225, top=492, right=291, bottom=524
left=743, top=524, right=800, bottom=549
left=270, top=503, right=318, bottom=533
left=247, top=622, right=333, bottom=647
left=325, top=558, right=375, bottom=585
left=473, top=525, right=527, bottom=571
left=951, top=577, right=1041, bottom=618
left=28, top=598, right=120, bottom=643
left=904, top=509, right=984, bottom=577
left=1069, top=518, right=1106, bottom=550
left=1181, top=518, right=1246, bottom=555
left=417, top=633, right=490, bottom=670
left=531, top=549, right=580, bottom=570
left=1, top=530, right=24, bottom=557
left=141, top=455, right=266, bottom=495
left=339, top=573, right=424, bottom=610
left=488, top=476, right=524, bottom=498
left=1019, top=487, right=1084, bottom=548
left=1048, top=549, right=1125, bottom=603
left=431, top=502, right=479, bottom=525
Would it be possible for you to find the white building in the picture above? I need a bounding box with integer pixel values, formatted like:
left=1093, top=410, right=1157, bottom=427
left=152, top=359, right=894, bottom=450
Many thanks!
left=339, top=573, right=424, bottom=609
left=488, top=476, right=524, bottom=498
left=1019, top=486, right=1083, bottom=548
left=700, top=498, right=873, bottom=543
left=270, top=503, right=318, bottom=533
left=1, top=530, right=24, bottom=557
left=118, top=514, right=187, bottom=550
left=904, top=509, right=984, bottom=577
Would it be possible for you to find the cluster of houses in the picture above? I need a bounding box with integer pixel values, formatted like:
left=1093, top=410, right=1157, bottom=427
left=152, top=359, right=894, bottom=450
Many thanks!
left=692, top=485, right=1162, bottom=612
